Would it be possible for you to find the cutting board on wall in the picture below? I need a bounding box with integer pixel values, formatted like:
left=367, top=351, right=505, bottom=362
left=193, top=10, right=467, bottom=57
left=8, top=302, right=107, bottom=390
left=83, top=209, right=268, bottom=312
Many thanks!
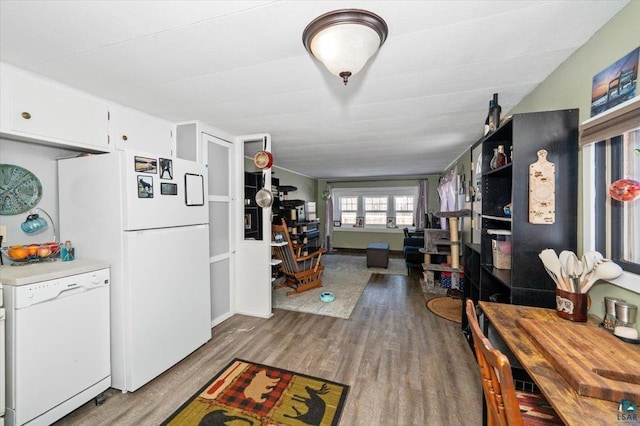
left=528, top=149, right=555, bottom=224
left=516, top=318, right=640, bottom=403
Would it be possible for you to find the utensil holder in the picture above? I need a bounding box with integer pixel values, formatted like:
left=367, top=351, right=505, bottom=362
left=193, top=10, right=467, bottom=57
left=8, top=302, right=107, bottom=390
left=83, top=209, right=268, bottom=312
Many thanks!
left=556, top=288, right=588, bottom=322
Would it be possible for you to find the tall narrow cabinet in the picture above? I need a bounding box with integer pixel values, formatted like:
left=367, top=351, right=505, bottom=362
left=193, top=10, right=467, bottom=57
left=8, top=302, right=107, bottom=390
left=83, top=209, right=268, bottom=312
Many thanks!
left=468, top=109, right=578, bottom=313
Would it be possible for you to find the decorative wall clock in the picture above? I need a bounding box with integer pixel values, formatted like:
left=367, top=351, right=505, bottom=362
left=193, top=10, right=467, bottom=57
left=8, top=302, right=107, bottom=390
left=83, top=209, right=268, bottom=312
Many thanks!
left=0, top=164, right=43, bottom=215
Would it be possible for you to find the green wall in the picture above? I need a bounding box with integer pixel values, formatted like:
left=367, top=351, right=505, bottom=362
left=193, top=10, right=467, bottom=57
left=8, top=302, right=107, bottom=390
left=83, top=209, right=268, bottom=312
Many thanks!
left=507, top=1, right=640, bottom=317
left=316, top=176, right=441, bottom=251
left=271, top=167, right=317, bottom=204
left=508, top=1, right=639, bottom=124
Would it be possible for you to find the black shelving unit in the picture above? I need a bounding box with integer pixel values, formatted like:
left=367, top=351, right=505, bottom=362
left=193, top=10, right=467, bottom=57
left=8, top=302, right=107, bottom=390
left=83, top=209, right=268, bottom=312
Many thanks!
left=277, top=184, right=321, bottom=255
left=462, top=243, right=481, bottom=338
left=466, top=109, right=578, bottom=314
left=244, top=171, right=260, bottom=240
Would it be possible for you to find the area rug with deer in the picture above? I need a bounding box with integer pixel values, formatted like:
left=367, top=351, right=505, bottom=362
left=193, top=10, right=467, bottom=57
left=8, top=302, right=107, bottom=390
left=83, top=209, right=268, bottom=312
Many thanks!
left=162, top=359, right=349, bottom=426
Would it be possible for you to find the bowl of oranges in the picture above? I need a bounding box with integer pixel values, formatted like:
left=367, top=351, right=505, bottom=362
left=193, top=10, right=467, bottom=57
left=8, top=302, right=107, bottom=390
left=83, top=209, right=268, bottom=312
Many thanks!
left=1, top=242, right=60, bottom=263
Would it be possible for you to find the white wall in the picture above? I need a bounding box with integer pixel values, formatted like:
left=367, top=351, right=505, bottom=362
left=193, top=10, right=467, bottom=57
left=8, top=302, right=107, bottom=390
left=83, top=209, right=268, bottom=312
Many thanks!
left=0, top=138, right=77, bottom=247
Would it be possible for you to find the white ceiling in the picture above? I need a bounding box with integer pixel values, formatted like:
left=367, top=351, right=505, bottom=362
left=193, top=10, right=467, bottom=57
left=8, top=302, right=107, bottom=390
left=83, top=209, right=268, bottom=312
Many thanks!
left=0, top=0, right=629, bottom=179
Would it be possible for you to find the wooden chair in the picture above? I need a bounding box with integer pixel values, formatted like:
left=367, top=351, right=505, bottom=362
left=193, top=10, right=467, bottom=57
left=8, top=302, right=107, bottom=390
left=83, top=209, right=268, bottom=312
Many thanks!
left=465, top=300, right=562, bottom=426
left=272, top=219, right=326, bottom=296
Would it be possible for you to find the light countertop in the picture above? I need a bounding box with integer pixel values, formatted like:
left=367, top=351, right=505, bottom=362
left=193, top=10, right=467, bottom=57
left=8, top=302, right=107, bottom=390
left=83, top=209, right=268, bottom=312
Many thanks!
left=0, top=258, right=110, bottom=286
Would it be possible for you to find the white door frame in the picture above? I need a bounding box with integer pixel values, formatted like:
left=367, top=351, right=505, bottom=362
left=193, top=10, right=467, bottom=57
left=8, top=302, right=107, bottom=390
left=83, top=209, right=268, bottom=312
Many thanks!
left=234, top=133, right=272, bottom=318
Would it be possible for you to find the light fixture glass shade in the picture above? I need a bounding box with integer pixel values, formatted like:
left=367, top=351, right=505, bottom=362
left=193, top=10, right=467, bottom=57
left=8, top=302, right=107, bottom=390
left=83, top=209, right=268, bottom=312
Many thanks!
left=309, top=24, right=381, bottom=81
left=303, top=9, right=388, bottom=85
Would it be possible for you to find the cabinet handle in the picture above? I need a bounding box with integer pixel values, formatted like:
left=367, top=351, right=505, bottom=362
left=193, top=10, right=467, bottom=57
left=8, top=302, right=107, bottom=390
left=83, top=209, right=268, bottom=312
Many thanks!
left=122, top=135, right=128, bottom=141
left=21, top=112, right=31, bottom=119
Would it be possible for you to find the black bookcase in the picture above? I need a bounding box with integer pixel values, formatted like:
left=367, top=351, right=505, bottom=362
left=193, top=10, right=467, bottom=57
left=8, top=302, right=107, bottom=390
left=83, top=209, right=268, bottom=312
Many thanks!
left=244, top=172, right=279, bottom=240
left=466, top=109, right=578, bottom=313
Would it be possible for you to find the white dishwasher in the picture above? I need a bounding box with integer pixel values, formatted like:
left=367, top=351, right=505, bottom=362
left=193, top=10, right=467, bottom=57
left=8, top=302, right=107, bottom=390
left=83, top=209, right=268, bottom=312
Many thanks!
left=3, top=263, right=110, bottom=426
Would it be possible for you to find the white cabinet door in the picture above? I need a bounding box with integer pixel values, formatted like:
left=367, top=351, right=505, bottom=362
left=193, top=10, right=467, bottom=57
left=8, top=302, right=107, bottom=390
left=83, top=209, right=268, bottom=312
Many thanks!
left=111, top=107, right=174, bottom=157
left=2, top=67, right=110, bottom=151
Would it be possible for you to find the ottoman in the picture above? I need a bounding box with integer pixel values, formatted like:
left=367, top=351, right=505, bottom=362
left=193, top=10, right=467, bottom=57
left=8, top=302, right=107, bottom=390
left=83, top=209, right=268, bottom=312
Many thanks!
left=367, top=242, right=390, bottom=268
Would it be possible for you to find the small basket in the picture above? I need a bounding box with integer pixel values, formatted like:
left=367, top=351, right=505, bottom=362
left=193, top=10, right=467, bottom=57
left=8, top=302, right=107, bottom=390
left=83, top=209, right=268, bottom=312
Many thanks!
left=1, top=242, right=60, bottom=264
left=492, top=240, right=511, bottom=270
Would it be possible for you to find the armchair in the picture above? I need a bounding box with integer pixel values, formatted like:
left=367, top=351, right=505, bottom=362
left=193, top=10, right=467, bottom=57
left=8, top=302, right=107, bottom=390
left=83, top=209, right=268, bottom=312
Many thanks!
left=272, top=219, right=326, bottom=296
left=403, top=236, right=424, bottom=276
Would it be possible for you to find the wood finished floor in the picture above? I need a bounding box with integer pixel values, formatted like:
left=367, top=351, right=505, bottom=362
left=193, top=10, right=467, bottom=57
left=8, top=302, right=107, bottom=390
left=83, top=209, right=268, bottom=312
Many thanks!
left=55, top=272, right=482, bottom=426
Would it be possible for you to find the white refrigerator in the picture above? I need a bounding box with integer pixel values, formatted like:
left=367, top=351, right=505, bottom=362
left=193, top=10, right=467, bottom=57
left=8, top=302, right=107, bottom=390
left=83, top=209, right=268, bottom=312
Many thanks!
left=58, top=150, right=211, bottom=392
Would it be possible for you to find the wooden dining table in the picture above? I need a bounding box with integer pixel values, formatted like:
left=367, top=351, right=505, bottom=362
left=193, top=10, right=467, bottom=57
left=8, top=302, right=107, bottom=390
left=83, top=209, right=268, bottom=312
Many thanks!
left=478, top=301, right=639, bottom=426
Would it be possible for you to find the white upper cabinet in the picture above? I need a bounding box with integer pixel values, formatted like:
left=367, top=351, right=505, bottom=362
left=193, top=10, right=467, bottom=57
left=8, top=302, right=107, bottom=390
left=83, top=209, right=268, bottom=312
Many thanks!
left=0, top=64, right=110, bottom=151
left=111, top=107, right=175, bottom=157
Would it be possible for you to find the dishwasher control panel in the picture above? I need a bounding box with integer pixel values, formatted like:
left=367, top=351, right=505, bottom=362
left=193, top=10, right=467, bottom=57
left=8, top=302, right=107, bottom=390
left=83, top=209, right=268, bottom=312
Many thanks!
left=11, top=268, right=110, bottom=309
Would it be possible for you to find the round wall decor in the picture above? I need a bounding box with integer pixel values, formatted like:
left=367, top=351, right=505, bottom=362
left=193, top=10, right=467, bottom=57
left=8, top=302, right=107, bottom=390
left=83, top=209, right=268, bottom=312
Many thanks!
left=0, top=164, right=43, bottom=215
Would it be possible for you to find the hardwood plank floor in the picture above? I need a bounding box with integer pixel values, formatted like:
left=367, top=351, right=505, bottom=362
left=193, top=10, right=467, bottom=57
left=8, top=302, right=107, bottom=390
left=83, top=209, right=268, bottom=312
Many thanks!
left=55, top=272, right=482, bottom=426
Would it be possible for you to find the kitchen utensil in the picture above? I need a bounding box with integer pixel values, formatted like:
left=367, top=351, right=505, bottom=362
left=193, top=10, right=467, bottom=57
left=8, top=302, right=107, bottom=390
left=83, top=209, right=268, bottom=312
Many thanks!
left=581, top=259, right=623, bottom=293
left=539, top=249, right=568, bottom=291
left=255, top=171, right=274, bottom=208
left=564, top=251, right=583, bottom=293
left=581, top=251, right=603, bottom=275
left=253, top=150, right=273, bottom=169
left=559, top=250, right=576, bottom=291
left=542, top=264, right=561, bottom=288
left=580, top=251, right=603, bottom=286
left=253, top=136, right=273, bottom=169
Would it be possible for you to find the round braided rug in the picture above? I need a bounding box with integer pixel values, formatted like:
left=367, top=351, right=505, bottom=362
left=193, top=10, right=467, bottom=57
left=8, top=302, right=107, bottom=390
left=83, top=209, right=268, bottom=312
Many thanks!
left=426, top=296, right=462, bottom=323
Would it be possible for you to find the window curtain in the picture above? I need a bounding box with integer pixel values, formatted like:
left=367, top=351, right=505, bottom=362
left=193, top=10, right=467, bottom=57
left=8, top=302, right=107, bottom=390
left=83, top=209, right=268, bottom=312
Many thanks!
left=437, top=166, right=459, bottom=230
left=324, top=183, right=334, bottom=252
left=415, top=179, right=428, bottom=230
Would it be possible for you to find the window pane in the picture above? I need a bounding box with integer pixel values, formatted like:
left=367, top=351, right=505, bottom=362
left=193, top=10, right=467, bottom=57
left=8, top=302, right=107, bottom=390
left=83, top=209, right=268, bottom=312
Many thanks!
left=365, top=212, right=386, bottom=225
left=395, top=196, right=414, bottom=211
left=596, top=127, right=640, bottom=274
left=341, top=196, right=357, bottom=211
left=622, top=129, right=639, bottom=265
left=341, top=212, right=356, bottom=224
left=396, top=212, right=414, bottom=226
left=364, top=197, right=387, bottom=211
left=395, top=195, right=415, bottom=226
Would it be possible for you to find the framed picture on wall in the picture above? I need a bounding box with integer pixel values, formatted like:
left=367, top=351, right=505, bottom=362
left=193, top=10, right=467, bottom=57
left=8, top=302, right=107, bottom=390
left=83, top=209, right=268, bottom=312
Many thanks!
left=387, top=217, right=396, bottom=228
left=590, top=47, right=639, bottom=117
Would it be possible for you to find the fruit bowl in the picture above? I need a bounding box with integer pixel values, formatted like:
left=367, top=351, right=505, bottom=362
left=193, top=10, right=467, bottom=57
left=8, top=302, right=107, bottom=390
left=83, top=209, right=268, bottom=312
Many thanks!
left=1, top=242, right=60, bottom=263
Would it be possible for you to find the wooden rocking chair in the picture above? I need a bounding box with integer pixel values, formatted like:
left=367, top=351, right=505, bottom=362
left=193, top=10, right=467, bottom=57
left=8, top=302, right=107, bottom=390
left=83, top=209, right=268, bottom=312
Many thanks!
left=272, top=218, right=326, bottom=296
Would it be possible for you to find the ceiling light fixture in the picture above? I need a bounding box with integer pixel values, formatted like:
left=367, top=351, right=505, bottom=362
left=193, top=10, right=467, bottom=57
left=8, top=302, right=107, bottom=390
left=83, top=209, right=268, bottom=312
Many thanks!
left=302, top=9, right=388, bottom=85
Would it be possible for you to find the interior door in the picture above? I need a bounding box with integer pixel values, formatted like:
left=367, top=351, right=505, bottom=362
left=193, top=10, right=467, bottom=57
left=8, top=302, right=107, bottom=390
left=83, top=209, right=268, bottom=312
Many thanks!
left=203, top=133, right=234, bottom=326
left=234, top=133, right=272, bottom=318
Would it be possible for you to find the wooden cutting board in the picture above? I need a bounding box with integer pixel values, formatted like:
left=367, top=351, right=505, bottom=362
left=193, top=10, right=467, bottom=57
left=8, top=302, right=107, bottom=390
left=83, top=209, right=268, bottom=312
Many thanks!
left=516, top=318, right=640, bottom=403
left=529, top=149, right=555, bottom=224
